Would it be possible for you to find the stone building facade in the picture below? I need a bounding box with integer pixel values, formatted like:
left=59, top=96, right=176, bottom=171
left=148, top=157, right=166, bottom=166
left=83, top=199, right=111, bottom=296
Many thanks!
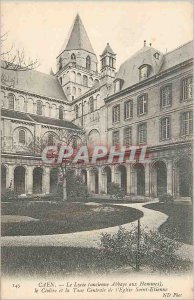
left=1, top=14, right=193, bottom=199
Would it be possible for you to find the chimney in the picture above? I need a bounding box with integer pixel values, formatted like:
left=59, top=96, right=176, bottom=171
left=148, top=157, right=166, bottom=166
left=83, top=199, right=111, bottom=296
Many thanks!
left=144, top=40, right=146, bottom=47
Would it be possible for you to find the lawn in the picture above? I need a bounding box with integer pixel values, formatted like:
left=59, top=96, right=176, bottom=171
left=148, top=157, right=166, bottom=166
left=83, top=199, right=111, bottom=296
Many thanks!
left=1, top=201, right=143, bottom=236
left=144, top=202, right=193, bottom=245
left=1, top=246, right=134, bottom=277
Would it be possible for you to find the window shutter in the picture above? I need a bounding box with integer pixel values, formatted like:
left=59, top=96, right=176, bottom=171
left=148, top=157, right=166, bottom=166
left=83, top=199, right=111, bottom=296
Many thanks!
left=180, top=79, right=183, bottom=102
left=169, top=85, right=172, bottom=106
left=179, top=113, right=183, bottom=137
left=160, top=88, right=163, bottom=109
left=137, top=97, right=139, bottom=116
left=130, top=101, right=133, bottom=117
left=168, top=118, right=171, bottom=138
left=145, top=94, right=148, bottom=113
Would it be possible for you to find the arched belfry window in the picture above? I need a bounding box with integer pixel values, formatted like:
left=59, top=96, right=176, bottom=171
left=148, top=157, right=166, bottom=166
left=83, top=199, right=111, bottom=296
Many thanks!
left=8, top=93, right=15, bottom=110
left=59, top=106, right=63, bottom=120
left=19, top=129, right=25, bottom=144
left=71, top=53, right=76, bottom=61
left=89, top=97, right=94, bottom=113
left=75, top=105, right=79, bottom=118
left=86, top=55, right=91, bottom=70
left=37, top=100, right=43, bottom=115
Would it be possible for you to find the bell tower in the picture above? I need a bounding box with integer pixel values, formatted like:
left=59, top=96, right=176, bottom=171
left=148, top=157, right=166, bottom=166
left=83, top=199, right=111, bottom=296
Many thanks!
left=100, top=43, right=116, bottom=85
left=56, top=14, right=100, bottom=101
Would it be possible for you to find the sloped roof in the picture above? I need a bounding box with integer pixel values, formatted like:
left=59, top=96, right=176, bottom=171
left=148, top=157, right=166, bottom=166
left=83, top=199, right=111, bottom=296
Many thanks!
left=1, top=67, right=67, bottom=101
left=113, top=45, right=163, bottom=91
left=101, top=43, right=116, bottom=56
left=59, top=14, right=95, bottom=55
left=160, top=40, right=193, bottom=72
left=109, top=40, right=193, bottom=95
left=1, top=108, right=81, bottom=130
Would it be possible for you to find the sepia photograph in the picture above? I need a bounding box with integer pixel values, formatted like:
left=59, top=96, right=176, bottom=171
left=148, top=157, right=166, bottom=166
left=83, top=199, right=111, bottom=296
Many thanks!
left=1, top=0, right=193, bottom=299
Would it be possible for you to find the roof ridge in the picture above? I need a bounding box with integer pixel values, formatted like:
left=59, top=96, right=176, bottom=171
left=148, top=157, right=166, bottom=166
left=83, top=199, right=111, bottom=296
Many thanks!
left=165, top=40, right=193, bottom=56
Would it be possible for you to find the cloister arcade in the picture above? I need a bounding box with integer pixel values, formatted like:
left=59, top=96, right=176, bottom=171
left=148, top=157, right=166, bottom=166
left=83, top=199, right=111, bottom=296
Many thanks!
left=1, top=156, right=192, bottom=198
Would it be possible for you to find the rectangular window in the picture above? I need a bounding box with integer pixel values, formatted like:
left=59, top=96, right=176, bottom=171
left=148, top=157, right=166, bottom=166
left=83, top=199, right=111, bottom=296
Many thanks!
left=160, top=117, right=170, bottom=140
left=181, top=111, right=193, bottom=136
left=124, top=100, right=133, bottom=119
left=112, top=130, right=119, bottom=146
left=160, top=85, right=172, bottom=108
left=182, top=77, right=193, bottom=101
left=138, top=123, right=147, bottom=144
left=112, top=105, right=120, bottom=123
left=137, top=94, right=148, bottom=116
left=123, top=127, right=132, bottom=146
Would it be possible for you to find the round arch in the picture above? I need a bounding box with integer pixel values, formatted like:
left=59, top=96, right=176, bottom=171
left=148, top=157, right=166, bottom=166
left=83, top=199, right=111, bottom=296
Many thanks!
left=102, top=166, right=112, bottom=194
left=14, top=166, right=26, bottom=195
left=50, top=168, right=59, bottom=194
left=88, top=129, right=100, bottom=146
left=91, top=167, right=99, bottom=194
left=133, top=163, right=145, bottom=195
left=174, top=157, right=192, bottom=197
left=151, top=160, right=167, bottom=197
left=33, top=167, right=43, bottom=194
left=1, top=164, right=8, bottom=194
left=80, top=169, right=87, bottom=185
left=116, top=164, right=127, bottom=194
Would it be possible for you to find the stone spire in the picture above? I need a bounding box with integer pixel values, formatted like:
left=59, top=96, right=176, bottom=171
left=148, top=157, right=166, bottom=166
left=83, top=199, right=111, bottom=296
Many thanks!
left=59, top=14, right=95, bottom=55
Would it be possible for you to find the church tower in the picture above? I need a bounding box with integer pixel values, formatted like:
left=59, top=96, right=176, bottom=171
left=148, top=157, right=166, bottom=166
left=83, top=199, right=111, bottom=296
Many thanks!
left=56, top=14, right=100, bottom=101
left=100, top=43, right=116, bottom=85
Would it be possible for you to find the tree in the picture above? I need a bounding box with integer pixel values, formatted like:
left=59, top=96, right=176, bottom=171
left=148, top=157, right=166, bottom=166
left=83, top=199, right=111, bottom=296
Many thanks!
left=1, top=32, right=39, bottom=87
left=56, top=128, right=86, bottom=201
left=27, top=127, right=86, bottom=201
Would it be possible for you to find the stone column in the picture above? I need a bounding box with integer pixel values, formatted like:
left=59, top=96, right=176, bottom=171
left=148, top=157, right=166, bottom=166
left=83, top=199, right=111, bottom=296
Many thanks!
left=126, top=164, right=131, bottom=194
left=87, top=169, right=91, bottom=192
left=98, top=166, right=103, bottom=194
left=130, top=168, right=137, bottom=195
left=167, top=160, right=173, bottom=195
left=7, top=164, right=15, bottom=190
left=110, top=165, right=116, bottom=184
left=26, top=165, right=34, bottom=195
left=145, top=163, right=150, bottom=196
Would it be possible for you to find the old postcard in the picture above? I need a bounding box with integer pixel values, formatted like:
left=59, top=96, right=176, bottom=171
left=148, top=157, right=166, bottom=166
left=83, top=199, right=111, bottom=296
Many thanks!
left=1, top=0, right=193, bottom=299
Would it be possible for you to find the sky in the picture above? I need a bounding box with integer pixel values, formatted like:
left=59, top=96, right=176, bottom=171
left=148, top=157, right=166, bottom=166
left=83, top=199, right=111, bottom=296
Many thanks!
left=1, top=1, right=193, bottom=74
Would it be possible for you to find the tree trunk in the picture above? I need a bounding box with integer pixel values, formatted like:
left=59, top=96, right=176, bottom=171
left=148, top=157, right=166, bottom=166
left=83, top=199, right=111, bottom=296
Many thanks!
left=63, top=176, right=67, bottom=201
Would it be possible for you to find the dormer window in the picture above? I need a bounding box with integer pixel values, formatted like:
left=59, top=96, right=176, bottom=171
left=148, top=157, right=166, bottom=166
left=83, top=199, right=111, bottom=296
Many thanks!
left=154, top=52, right=160, bottom=60
left=114, top=79, right=123, bottom=93
left=139, top=65, right=150, bottom=81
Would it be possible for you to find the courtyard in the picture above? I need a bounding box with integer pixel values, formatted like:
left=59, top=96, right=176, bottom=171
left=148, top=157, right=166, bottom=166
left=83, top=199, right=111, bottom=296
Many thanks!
left=1, top=199, right=193, bottom=276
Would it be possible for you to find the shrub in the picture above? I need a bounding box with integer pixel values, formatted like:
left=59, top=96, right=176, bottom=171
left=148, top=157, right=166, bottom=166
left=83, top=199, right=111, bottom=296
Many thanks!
left=99, top=226, right=191, bottom=273
left=107, top=182, right=125, bottom=201
left=1, top=189, right=18, bottom=202
left=66, top=173, right=89, bottom=202
left=159, top=193, right=173, bottom=203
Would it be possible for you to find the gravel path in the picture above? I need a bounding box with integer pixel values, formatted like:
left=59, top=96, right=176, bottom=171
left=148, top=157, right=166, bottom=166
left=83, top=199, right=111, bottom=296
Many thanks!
left=1, top=201, right=193, bottom=261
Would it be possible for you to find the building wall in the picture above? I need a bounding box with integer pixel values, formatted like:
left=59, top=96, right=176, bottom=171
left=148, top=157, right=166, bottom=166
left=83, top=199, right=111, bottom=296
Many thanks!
left=106, top=63, right=192, bottom=147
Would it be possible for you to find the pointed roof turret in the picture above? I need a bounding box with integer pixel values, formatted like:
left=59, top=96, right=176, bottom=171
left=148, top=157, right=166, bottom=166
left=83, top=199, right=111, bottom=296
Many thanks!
left=101, top=43, right=116, bottom=56
left=59, top=14, right=95, bottom=55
